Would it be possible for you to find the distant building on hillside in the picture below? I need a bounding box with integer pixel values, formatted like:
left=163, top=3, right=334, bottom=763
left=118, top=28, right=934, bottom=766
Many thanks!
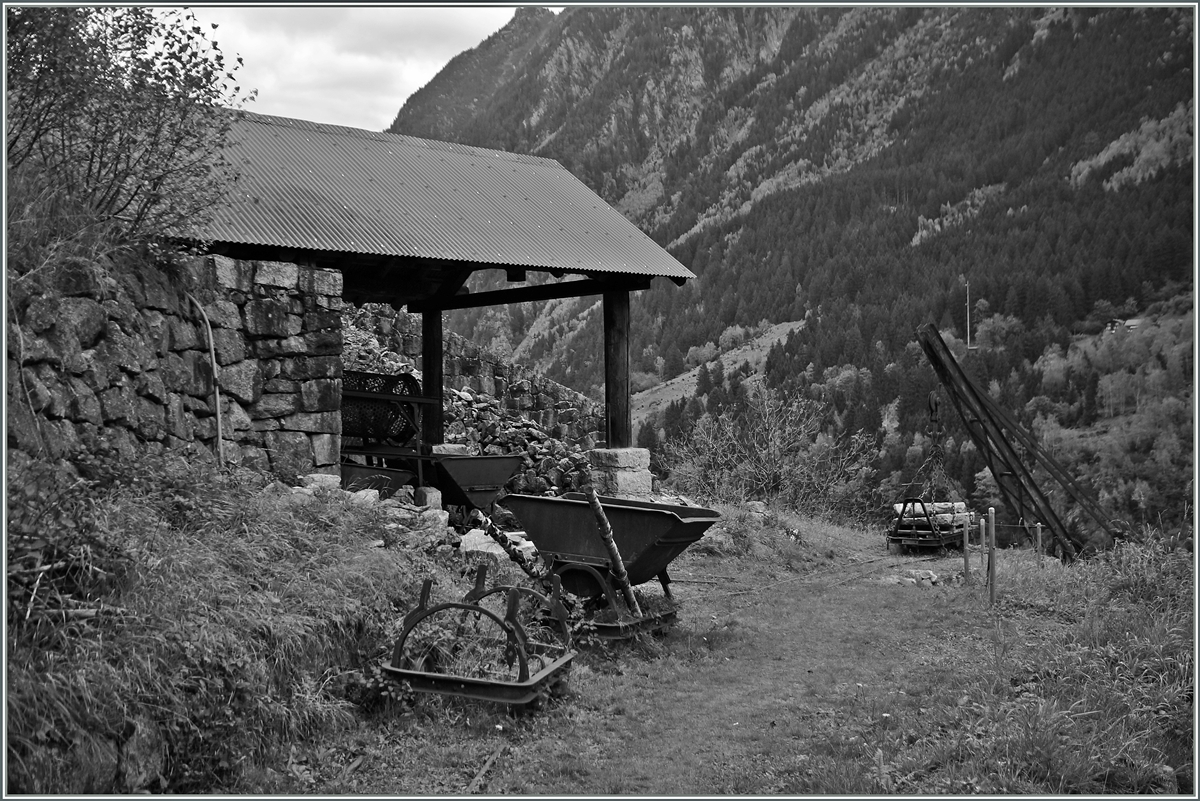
left=1104, top=318, right=1145, bottom=335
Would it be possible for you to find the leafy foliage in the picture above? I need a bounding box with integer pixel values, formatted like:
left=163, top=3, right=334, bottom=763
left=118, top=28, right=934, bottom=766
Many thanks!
left=5, top=6, right=253, bottom=271
left=662, top=387, right=875, bottom=521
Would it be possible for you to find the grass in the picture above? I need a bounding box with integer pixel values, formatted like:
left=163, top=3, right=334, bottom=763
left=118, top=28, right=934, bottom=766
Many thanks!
left=7, top=450, right=1193, bottom=794
left=316, top=524, right=1191, bottom=796
left=5, top=449, right=467, bottom=793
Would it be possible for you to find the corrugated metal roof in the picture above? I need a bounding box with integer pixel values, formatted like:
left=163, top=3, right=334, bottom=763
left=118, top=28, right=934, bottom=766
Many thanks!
left=196, top=111, right=693, bottom=281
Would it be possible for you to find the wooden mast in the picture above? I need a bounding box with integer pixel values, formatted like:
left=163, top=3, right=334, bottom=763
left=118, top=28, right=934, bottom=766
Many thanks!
left=603, top=290, right=631, bottom=448
left=421, top=310, right=444, bottom=445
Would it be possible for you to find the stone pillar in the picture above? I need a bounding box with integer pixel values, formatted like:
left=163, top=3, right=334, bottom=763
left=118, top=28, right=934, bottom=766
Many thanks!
left=587, top=447, right=652, bottom=499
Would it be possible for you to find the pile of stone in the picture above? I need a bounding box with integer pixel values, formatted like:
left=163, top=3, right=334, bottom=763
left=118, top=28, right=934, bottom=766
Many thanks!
left=442, top=386, right=595, bottom=497
left=341, top=324, right=600, bottom=498
left=278, top=473, right=542, bottom=568
left=272, top=473, right=462, bottom=555
left=340, top=305, right=603, bottom=443
left=877, top=568, right=943, bottom=587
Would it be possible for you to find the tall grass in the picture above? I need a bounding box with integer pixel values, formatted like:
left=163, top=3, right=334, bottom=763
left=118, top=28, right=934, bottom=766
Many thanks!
left=6, top=450, right=452, bottom=793
left=883, top=537, right=1194, bottom=794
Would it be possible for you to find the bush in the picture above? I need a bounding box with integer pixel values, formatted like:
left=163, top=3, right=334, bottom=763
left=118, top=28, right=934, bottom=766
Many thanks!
left=5, top=6, right=254, bottom=272
left=662, top=388, right=875, bottom=519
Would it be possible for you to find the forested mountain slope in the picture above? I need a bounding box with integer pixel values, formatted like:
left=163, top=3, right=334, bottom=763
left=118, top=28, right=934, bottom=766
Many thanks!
left=388, top=6, right=1193, bottom=532
left=389, top=7, right=557, bottom=142
left=389, top=6, right=1191, bottom=398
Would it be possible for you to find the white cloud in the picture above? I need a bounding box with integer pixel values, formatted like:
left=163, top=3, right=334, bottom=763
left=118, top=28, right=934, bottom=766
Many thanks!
left=181, top=6, right=523, bottom=131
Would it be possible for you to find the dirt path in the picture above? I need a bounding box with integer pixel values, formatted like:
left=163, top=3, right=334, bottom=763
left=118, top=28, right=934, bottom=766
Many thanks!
left=327, top=547, right=1006, bottom=795
left=490, top=552, right=990, bottom=794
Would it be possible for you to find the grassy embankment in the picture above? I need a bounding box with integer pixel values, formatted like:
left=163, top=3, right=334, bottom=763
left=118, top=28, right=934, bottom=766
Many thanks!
left=6, top=455, right=1194, bottom=794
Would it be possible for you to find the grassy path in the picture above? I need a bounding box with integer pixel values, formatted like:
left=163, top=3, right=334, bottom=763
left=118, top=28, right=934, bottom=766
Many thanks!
left=280, top=536, right=1190, bottom=796
left=484, top=564, right=992, bottom=795
left=313, top=549, right=1010, bottom=795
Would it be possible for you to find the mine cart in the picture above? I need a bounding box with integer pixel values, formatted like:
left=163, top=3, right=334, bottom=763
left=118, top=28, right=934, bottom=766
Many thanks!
left=339, top=369, right=523, bottom=509
left=888, top=497, right=971, bottom=551
left=501, top=493, right=721, bottom=637
left=432, top=454, right=525, bottom=510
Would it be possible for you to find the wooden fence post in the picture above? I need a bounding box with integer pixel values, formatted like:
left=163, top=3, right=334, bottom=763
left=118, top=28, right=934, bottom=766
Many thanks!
left=988, top=507, right=997, bottom=607
left=1036, top=523, right=1043, bottom=568
left=979, top=519, right=987, bottom=574
left=962, top=518, right=970, bottom=583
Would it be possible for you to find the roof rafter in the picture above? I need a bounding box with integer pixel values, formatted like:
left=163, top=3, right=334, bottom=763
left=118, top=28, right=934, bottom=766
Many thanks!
left=407, top=275, right=654, bottom=312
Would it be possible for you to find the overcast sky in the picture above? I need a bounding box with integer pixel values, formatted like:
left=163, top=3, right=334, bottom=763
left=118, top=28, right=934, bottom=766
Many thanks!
left=183, top=6, right=544, bottom=132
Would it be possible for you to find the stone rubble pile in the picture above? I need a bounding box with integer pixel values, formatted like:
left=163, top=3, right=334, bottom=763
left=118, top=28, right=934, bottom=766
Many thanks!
left=876, top=568, right=947, bottom=587
left=274, top=472, right=546, bottom=567
left=265, top=472, right=464, bottom=557
left=442, top=385, right=597, bottom=497
left=342, top=324, right=603, bottom=498
left=341, top=305, right=603, bottom=443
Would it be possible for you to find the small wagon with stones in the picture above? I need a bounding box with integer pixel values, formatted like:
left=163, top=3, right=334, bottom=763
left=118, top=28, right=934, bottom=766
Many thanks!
left=887, top=498, right=971, bottom=551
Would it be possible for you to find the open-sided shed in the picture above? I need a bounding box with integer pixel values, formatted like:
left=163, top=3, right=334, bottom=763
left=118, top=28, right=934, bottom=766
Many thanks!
left=191, top=111, right=693, bottom=447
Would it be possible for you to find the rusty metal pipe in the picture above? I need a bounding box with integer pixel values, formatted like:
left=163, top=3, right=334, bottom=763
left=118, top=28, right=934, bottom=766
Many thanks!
left=185, top=292, right=224, bottom=468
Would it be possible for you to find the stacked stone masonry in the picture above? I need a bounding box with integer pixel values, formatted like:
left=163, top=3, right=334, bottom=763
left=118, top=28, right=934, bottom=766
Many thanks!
left=7, top=254, right=342, bottom=476
left=342, top=304, right=602, bottom=444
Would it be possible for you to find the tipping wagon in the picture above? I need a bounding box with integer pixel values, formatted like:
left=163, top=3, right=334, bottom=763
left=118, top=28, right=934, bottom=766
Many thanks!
left=500, top=492, right=721, bottom=638
left=339, top=369, right=523, bottom=511
left=380, top=491, right=719, bottom=707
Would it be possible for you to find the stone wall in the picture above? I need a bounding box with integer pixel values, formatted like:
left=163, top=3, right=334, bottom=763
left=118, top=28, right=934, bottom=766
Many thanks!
left=8, top=253, right=607, bottom=474
left=7, top=254, right=343, bottom=476
left=342, top=304, right=603, bottom=444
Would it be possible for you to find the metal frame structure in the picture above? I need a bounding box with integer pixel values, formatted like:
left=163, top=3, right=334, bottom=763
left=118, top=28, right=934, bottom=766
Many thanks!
left=916, top=324, right=1119, bottom=560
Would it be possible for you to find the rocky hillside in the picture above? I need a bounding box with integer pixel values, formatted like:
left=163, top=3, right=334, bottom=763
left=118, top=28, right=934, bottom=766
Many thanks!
left=630, top=320, right=802, bottom=430
left=388, top=6, right=557, bottom=142
left=388, top=6, right=1193, bottom=402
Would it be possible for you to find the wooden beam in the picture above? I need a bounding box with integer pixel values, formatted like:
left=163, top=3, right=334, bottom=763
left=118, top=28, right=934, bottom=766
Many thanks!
left=603, top=290, right=631, bottom=448
left=421, top=311, right=444, bottom=446
left=429, top=268, right=475, bottom=305
left=409, top=277, right=651, bottom=312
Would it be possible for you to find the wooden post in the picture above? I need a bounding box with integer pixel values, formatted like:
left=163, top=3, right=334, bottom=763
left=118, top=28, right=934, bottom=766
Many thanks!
left=979, top=519, right=986, bottom=573
left=1036, top=523, right=1043, bottom=569
left=988, top=507, right=996, bottom=607
left=603, top=290, right=631, bottom=448
left=421, top=310, right=444, bottom=445
left=962, top=519, right=970, bottom=583
left=579, top=465, right=641, bottom=617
